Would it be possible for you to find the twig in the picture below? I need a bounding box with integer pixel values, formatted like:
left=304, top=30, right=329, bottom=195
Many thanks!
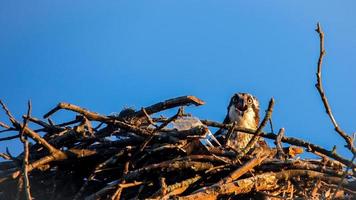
left=141, top=107, right=155, bottom=126
left=219, top=149, right=272, bottom=184
left=0, top=121, right=10, bottom=129
left=315, top=23, right=356, bottom=155
left=124, top=161, right=213, bottom=181
left=0, top=128, right=17, bottom=133
left=269, top=118, right=275, bottom=133
left=15, top=177, right=23, bottom=200
left=161, top=175, right=201, bottom=199
left=0, top=153, right=11, bottom=160
left=0, top=134, right=20, bottom=141
left=0, top=100, right=20, bottom=127
left=225, top=122, right=236, bottom=146
left=138, top=107, right=185, bottom=152
left=156, top=107, right=184, bottom=131
left=238, top=98, right=274, bottom=159
left=20, top=139, right=32, bottom=200
left=110, top=161, right=130, bottom=200
left=44, top=102, right=110, bottom=121
left=150, top=177, right=168, bottom=198
left=274, top=128, right=286, bottom=159
left=19, top=100, right=33, bottom=200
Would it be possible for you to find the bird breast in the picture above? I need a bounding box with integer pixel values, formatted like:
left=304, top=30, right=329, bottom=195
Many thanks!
left=228, top=104, right=258, bottom=130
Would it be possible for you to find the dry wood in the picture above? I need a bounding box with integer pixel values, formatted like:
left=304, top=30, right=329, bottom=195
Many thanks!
left=19, top=100, right=33, bottom=200
left=315, top=23, right=356, bottom=156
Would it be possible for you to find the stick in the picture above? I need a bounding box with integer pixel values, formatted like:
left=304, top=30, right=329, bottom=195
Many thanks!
left=315, top=23, right=356, bottom=155
left=19, top=100, right=33, bottom=200
left=132, top=96, right=205, bottom=117
left=274, top=128, right=286, bottom=159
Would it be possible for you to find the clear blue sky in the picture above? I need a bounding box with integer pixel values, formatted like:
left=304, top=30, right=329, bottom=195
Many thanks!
left=0, top=1, right=355, bottom=159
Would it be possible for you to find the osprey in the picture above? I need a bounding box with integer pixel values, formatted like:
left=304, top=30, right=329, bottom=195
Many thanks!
left=216, top=93, right=260, bottom=150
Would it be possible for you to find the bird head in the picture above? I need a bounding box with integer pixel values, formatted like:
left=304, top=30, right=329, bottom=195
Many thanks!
left=227, top=93, right=260, bottom=127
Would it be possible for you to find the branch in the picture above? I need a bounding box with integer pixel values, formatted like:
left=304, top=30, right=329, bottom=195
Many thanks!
left=161, top=175, right=201, bottom=199
left=43, top=102, right=152, bottom=137
left=43, top=102, right=110, bottom=121
left=274, top=128, right=286, bottom=159
left=202, top=120, right=355, bottom=168
left=315, top=23, right=356, bottom=155
left=132, top=96, right=205, bottom=117
left=19, top=100, right=33, bottom=200
left=0, top=100, right=20, bottom=128
left=124, top=161, right=213, bottom=181
left=0, top=121, right=10, bottom=129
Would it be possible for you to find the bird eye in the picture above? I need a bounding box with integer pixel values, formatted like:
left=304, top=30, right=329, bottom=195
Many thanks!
left=247, top=98, right=253, bottom=104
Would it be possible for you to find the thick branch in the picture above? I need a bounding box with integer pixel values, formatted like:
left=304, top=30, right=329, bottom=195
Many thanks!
left=133, top=96, right=205, bottom=117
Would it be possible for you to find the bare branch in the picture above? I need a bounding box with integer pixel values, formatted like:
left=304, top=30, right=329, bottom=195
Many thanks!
left=315, top=23, right=356, bottom=155
left=19, top=100, right=33, bottom=200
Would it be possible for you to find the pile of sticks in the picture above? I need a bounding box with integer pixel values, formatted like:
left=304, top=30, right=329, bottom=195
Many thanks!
left=0, top=94, right=354, bottom=200
left=0, top=24, right=355, bottom=200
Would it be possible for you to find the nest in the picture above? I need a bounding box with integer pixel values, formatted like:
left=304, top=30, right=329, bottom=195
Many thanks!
left=0, top=95, right=355, bottom=200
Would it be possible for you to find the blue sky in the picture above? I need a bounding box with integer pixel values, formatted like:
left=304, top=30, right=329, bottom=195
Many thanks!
left=0, top=1, right=355, bottom=159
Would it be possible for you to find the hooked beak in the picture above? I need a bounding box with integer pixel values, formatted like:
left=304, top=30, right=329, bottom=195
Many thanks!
left=236, top=102, right=247, bottom=112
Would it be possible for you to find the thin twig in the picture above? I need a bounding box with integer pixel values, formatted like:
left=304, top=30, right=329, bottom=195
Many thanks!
left=238, top=98, right=274, bottom=159
left=269, top=118, right=275, bottom=134
left=0, top=134, right=20, bottom=141
left=0, top=121, right=10, bottom=129
left=274, top=128, right=286, bottom=159
left=141, top=107, right=155, bottom=126
left=0, top=100, right=20, bottom=127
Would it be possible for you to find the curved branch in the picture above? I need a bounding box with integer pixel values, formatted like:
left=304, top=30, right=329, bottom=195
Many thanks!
left=315, top=23, right=356, bottom=155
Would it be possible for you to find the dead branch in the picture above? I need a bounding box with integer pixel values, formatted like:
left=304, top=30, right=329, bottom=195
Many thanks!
left=275, top=128, right=286, bottom=159
left=132, top=95, right=205, bottom=117
left=315, top=23, right=356, bottom=155
left=19, top=100, right=33, bottom=200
